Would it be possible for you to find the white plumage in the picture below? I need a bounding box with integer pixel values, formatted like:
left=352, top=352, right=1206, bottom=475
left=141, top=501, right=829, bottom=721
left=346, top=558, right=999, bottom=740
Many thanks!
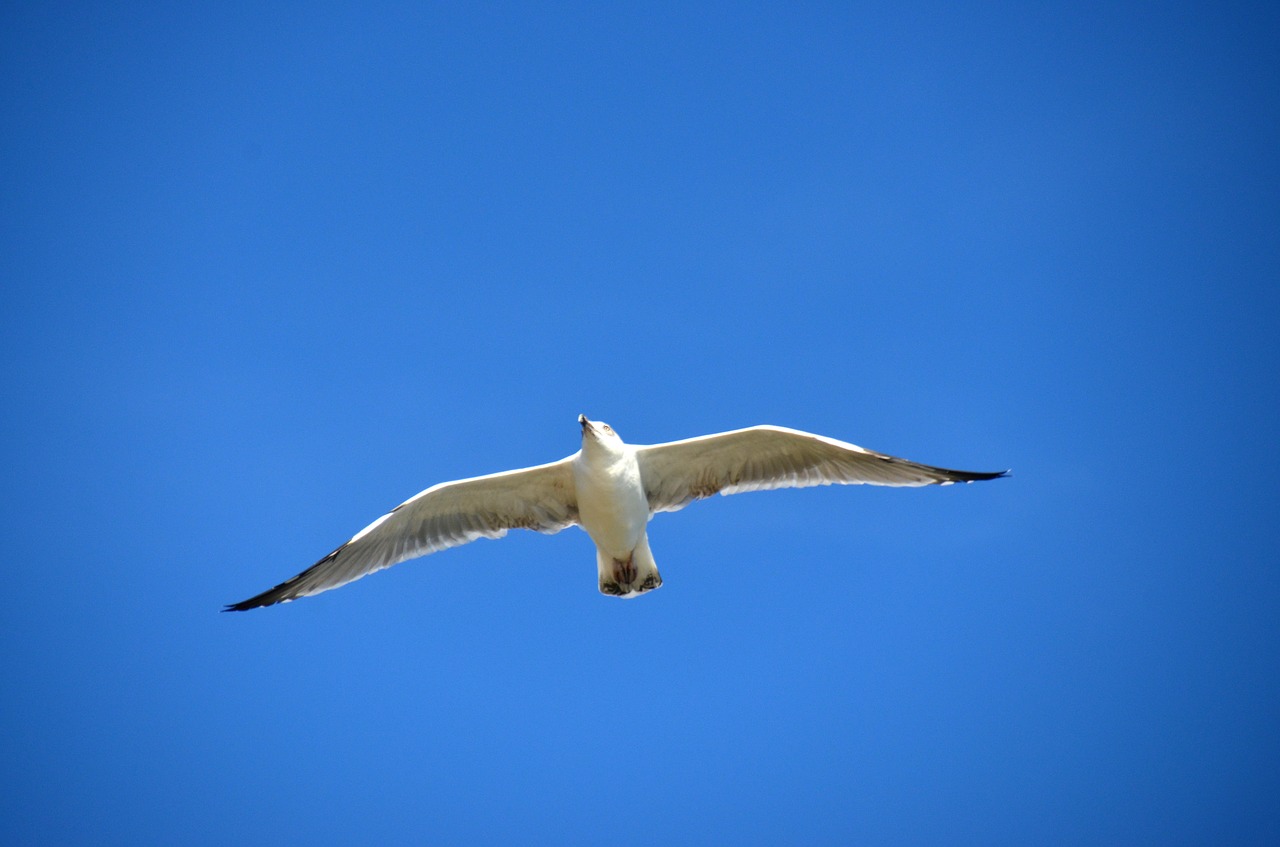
left=226, top=415, right=1006, bottom=610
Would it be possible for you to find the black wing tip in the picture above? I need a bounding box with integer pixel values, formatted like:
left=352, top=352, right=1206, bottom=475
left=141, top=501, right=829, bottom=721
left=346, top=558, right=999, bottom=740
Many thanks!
left=223, top=575, right=310, bottom=611
left=221, top=573, right=310, bottom=612
left=953, top=468, right=1011, bottom=482
left=222, top=544, right=347, bottom=613
left=222, top=591, right=288, bottom=612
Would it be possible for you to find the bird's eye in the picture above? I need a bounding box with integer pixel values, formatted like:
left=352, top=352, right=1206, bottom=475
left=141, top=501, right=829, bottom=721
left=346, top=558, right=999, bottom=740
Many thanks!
left=603, top=425, right=613, bottom=434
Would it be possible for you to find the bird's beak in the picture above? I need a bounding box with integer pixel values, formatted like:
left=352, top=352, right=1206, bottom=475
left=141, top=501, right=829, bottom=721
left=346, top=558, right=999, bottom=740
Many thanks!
left=578, top=414, right=590, bottom=432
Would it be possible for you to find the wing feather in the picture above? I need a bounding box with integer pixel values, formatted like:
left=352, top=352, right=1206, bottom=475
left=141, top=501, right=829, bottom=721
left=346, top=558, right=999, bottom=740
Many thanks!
left=636, top=426, right=1006, bottom=514
left=225, top=457, right=579, bottom=610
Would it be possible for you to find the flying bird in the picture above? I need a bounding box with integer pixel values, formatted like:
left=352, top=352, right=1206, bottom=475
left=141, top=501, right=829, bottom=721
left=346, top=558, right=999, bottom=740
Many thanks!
left=226, top=416, right=1007, bottom=610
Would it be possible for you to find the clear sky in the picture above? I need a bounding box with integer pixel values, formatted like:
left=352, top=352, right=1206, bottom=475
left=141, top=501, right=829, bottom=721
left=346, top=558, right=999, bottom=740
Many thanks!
left=3, top=2, right=1277, bottom=844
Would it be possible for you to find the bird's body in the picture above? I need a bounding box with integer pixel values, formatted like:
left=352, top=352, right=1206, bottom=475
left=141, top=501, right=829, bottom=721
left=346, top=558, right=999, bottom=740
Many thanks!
left=226, top=415, right=1007, bottom=610
left=573, top=420, right=662, bottom=596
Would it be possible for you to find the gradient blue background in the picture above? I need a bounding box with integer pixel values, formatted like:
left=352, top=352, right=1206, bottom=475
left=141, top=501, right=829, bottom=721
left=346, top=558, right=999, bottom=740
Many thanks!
left=3, top=2, right=1277, bottom=844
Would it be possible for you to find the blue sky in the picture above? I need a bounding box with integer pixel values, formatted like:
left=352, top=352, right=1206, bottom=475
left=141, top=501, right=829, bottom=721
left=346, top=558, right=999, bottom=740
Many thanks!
left=3, top=2, right=1277, bottom=844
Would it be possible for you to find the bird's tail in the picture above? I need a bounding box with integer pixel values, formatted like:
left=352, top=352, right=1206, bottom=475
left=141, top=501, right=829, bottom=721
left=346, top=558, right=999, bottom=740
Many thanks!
left=597, top=535, right=663, bottom=598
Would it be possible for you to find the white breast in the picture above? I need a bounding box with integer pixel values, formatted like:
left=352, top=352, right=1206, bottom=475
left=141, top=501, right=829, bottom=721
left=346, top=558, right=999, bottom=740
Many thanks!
left=572, top=447, right=650, bottom=558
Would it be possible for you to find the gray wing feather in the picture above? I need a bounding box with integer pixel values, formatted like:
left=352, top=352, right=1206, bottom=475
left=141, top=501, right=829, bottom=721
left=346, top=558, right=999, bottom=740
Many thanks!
left=226, top=457, right=579, bottom=610
left=636, top=426, right=1007, bottom=514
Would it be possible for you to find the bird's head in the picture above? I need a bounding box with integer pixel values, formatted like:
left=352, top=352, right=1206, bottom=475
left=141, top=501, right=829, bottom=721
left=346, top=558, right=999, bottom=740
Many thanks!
left=578, top=414, right=622, bottom=447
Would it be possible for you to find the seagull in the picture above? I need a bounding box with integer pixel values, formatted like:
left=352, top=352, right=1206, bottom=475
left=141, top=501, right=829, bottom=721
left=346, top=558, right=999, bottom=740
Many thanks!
left=225, top=416, right=1007, bottom=610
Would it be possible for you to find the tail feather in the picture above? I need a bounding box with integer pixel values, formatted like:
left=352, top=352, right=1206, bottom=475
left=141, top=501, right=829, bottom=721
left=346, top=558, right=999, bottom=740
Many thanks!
left=597, top=535, right=662, bottom=598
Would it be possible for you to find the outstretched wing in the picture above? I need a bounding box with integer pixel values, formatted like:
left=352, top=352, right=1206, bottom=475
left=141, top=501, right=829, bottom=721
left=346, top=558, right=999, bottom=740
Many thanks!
left=636, top=425, right=1006, bottom=514
left=226, top=457, right=579, bottom=610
